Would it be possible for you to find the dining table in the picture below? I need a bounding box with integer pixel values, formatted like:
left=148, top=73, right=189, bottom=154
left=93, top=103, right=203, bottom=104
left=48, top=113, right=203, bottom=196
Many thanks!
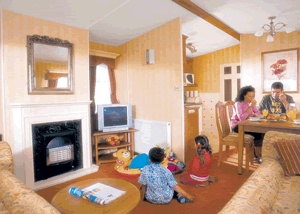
left=237, top=119, right=300, bottom=174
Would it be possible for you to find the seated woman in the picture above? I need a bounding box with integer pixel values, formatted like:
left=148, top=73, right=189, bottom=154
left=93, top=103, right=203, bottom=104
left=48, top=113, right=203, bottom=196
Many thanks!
left=231, top=85, right=264, bottom=164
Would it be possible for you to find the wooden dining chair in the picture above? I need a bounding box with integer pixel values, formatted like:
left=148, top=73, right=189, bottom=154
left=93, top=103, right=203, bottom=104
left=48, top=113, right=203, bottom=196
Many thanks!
left=215, top=101, right=255, bottom=172
left=224, top=101, right=235, bottom=156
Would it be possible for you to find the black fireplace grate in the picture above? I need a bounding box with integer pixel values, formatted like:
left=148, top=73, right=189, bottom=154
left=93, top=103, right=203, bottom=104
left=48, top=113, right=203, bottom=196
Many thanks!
left=32, top=120, right=82, bottom=182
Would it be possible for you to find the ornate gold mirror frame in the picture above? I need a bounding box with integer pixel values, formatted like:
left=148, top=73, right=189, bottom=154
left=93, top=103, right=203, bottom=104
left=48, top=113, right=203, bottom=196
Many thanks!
left=27, top=35, right=74, bottom=94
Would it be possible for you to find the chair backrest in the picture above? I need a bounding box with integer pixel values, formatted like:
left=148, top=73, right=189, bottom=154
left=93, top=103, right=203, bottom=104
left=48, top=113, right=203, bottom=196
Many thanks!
left=215, top=102, right=231, bottom=139
left=225, top=101, right=235, bottom=132
left=225, top=101, right=235, bottom=120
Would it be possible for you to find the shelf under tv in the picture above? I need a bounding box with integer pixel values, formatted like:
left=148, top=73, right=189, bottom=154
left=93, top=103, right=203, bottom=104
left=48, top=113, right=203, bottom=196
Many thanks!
left=93, top=128, right=138, bottom=165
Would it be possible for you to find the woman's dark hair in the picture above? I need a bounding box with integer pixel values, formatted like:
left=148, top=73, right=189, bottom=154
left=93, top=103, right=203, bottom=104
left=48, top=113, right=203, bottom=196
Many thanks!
left=194, top=135, right=212, bottom=165
left=235, top=85, right=255, bottom=102
left=149, top=147, right=165, bottom=163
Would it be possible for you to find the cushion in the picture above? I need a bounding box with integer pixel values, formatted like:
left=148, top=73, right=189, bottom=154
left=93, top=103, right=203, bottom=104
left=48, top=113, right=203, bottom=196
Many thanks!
left=0, top=170, right=34, bottom=210
left=223, top=133, right=254, bottom=144
left=0, top=201, right=7, bottom=212
left=0, top=141, right=14, bottom=173
left=270, top=176, right=300, bottom=213
left=274, top=139, right=300, bottom=176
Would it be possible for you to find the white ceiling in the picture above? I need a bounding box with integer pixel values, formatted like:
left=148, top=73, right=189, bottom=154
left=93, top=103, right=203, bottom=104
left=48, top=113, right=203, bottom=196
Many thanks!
left=34, top=44, right=68, bottom=64
left=0, top=0, right=299, bottom=58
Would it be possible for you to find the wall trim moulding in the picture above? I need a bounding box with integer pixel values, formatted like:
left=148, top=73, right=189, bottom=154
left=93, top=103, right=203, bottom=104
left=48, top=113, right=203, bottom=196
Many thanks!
left=9, top=101, right=92, bottom=108
left=89, top=49, right=120, bottom=59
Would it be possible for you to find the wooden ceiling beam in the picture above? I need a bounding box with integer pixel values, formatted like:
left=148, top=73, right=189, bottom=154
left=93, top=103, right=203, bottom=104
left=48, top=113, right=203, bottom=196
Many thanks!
left=172, top=0, right=240, bottom=41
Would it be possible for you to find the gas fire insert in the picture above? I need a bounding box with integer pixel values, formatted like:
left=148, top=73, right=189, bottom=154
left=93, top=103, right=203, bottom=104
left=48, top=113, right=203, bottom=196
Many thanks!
left=32, top=120, right=82, bottom=182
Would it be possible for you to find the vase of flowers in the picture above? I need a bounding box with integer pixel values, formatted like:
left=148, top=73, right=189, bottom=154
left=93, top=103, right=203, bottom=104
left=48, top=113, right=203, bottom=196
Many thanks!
left=270, top=59, right=287, bottom=80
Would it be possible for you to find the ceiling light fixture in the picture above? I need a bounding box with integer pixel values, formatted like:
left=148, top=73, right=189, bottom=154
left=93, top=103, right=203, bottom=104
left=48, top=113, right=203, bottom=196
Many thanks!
left=187, top=43, right=197, bottom=53
left=255, top=16, right=295, bottom=42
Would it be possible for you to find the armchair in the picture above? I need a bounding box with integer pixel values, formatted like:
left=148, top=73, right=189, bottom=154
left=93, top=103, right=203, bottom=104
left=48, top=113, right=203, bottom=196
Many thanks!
left=0, top=141, right=61, bottom=214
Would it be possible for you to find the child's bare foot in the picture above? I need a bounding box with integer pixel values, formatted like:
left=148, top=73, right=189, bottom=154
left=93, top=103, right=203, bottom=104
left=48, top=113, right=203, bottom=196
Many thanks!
left=196, top=181, right=210, bottom=188
left=209, top=176, right=218, bottom=183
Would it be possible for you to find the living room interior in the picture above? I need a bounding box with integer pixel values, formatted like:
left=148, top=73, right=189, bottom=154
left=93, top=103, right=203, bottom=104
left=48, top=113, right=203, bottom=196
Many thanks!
left=0, top=0, right=300, bottom=213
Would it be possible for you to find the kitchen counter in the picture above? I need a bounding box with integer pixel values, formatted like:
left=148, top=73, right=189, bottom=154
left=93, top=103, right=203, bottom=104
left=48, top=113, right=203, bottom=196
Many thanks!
left=184, top=103, right=202, bottom=107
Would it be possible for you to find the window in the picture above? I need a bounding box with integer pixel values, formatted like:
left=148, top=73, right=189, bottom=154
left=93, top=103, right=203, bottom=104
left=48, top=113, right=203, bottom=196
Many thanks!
left=57, top=77, right=68, bottom=88
left=94, top=64, right=112, bottom=113
left=220, top=63, right=241, bottom=102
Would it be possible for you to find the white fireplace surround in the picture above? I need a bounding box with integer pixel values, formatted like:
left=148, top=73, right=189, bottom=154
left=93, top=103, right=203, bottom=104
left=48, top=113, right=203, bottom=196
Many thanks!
left=9, top=101, right=99, bottom=191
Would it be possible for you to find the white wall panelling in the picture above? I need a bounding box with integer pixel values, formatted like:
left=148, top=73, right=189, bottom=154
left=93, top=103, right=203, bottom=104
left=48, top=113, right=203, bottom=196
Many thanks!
left=199, top=93, right=220, bottom=135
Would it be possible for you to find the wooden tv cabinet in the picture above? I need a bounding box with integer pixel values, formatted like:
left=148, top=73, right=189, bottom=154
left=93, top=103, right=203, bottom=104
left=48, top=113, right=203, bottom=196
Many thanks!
left=93, top=129, right=138, bottom=165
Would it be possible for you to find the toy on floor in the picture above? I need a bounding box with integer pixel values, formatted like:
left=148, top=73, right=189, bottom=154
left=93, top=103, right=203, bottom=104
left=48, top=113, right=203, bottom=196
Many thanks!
left=128, top=153, right=150, bottom=170
left=113, top=149, right=141, bottom=176
left=113, top=146, right=186, bottom=176
left=167, top=157, right=186, bottom=174
left=107, top=135, right=120, bottom=146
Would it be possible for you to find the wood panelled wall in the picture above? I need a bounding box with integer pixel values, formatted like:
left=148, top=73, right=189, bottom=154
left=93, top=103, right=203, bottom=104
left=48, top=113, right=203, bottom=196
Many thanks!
left=185, top=58, right=193, bottom=74
left=241, top=31, right=300, bottom=102
left=191, top=44, right=240, bottom=93
left=115, top=18, right=184, bottom=161
left=2, top=9, right=89, bottom=146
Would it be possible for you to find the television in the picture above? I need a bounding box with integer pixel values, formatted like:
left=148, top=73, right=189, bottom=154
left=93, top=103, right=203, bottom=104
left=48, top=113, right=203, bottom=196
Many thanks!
left=97, top=103, right=133, bottom=132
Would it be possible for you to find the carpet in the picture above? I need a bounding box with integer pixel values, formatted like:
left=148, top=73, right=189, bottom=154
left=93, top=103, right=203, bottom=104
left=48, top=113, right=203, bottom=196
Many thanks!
left=36, top=150, right=259, bottom=214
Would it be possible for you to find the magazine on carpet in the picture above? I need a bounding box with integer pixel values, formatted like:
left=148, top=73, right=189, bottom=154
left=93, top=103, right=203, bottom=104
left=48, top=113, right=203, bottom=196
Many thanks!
left=69, top=183, right=126, bottom=205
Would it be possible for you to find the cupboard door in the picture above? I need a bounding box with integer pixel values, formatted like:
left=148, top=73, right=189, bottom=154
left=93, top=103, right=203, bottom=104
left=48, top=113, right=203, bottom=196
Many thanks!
left=184, top=107, right=199, bottom=164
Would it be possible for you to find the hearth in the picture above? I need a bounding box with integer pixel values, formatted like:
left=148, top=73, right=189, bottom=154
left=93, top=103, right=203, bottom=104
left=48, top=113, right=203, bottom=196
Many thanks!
left=32, top=120, right=82, bottom=182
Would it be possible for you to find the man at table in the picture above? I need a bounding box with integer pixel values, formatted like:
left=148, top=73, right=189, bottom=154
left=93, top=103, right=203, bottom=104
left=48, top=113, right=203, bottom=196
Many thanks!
left=258, top=82, right=295, bottom=114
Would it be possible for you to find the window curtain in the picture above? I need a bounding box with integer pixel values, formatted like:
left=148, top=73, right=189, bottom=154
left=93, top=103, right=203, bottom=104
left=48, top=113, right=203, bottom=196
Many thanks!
left=48, top=80, right=58, bottom=87
left=89, top=55, right=119, bottom=131
left=90, top=55, right=118, bottom=104
left=94, top=64, right=111, bottom=112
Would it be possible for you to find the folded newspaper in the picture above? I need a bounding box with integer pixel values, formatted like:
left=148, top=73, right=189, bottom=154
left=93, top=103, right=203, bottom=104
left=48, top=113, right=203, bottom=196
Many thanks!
left=69, top=182, right=126, bottom=205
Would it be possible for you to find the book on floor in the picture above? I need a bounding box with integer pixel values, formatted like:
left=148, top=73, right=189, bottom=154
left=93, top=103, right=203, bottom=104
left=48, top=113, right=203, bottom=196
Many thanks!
left=69, top=182, right=126, bottom=205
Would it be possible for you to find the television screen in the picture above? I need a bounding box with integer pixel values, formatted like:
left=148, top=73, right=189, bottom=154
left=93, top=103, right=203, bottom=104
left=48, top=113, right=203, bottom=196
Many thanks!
left=98, top=103, right=132, bottom=132
left=103, top=107, right=128, bottom=127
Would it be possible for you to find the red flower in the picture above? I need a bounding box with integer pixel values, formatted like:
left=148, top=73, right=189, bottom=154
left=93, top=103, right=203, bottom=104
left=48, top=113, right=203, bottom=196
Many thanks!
left=277, top=59, right=287, bottom=64
left=270, top=63, right=279, bottom=69
left=274, top=69, right=283, bottom=75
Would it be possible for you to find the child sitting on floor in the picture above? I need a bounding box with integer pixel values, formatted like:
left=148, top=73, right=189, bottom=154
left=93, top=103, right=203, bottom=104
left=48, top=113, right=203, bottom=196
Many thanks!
left=138, top=147, right=195, bottom=204
left=180, top=135, right=218, bottom=188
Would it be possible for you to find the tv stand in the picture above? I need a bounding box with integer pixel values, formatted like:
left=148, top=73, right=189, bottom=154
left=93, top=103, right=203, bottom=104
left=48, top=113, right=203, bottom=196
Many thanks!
left=102, top=127, right=129, bottom=132
left=93, top=128, right=138, bottom=165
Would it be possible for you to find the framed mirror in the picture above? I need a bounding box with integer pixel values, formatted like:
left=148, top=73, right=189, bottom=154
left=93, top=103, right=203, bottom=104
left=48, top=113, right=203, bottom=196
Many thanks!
left=27, top=35, right=74, bottom=94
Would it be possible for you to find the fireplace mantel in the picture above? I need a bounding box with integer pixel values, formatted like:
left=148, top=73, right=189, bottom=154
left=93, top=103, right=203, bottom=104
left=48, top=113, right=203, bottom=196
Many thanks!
left=9, top=101, right=99, bottom=190
left=9, top=101, right=92, bottom=108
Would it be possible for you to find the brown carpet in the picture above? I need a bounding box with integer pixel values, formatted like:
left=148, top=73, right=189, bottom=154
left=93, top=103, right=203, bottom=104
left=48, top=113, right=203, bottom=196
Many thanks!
left=36, top=150, right=259, bottom=214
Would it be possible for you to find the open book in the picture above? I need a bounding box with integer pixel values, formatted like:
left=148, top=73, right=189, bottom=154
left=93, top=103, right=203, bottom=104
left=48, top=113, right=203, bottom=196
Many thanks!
left=69, top=182, right=126, bottom=205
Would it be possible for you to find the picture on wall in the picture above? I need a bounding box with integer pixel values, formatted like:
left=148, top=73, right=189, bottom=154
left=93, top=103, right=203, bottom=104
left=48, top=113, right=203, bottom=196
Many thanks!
left=262, top=48, right=299, bottom=93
